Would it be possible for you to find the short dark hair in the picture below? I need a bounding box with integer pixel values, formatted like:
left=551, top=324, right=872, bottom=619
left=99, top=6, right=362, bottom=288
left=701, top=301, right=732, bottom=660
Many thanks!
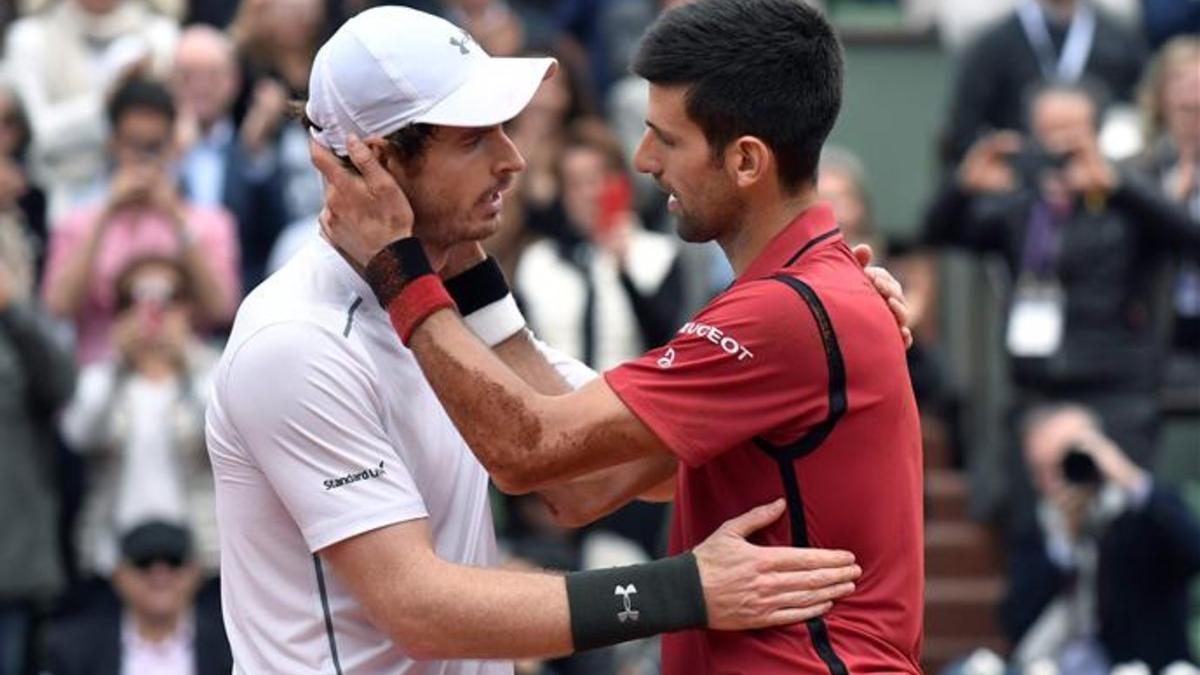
left=290, top=100, right=437, bottom=169
left=632, top=0, right=843, bottom=191
left=107, top=77, right=177, bottom=129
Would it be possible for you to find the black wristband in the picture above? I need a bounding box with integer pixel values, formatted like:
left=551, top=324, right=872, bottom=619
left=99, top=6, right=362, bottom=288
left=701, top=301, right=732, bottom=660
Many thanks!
left=565, top=552, right=708, bottom=652
left=364, top=237, right=433, bottom=307
left=443, top=255, right=510, bottom=315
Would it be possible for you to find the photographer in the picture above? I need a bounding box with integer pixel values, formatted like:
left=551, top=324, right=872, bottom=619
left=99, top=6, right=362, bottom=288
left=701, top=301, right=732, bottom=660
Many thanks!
left=40, top=78, right=240, bottom=365
left=60, top=256, right=219, bottom=578
left=924, top=81, right=1200, bottom=476
left=1000, top=404, right=1200, bottom=672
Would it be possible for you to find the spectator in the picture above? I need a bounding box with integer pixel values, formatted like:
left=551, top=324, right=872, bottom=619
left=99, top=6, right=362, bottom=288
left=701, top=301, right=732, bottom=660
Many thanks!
left=0, top=192, right=75, bottom=675
left=228, top=0, right=324, bottom=222
left=515, top=122, right=684, bottom=371
left=500, top=45, right=600, bottom=276
left=42, top=520, right=233, bottom=675
left=2, top=0, right=178, bottom=221
left=1000, top=403, right=1200, bottom=673
left=59, top=255, right=220, bottom=578
left=40, top=77, right=239, bottom=365
left=941, top=0, right=1147, bottom=165
left=0, top=85, right=47, bottom=278
left=933, top=0, right=1142, bottom=53
left=171, top=25, right=288, bottom=292
left=1134, top=36, right=1200, bottom=385
left=924, top=82, right=1200, bottom=521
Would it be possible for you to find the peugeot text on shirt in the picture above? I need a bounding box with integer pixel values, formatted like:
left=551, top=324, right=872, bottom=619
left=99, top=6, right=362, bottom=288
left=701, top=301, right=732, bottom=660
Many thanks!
left=676, top=322, right=755, bottom=361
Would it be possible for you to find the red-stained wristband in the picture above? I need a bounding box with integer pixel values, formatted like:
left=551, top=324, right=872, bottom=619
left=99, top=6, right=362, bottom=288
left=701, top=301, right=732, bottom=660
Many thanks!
left=386, top=275, right=455, bottom=345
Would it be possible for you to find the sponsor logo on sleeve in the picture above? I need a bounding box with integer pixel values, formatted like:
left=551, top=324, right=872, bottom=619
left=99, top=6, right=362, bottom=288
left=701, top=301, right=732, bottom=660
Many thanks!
left=657, top=348, right=677, bottom=369
left=324, top=461, right=386, bottom=491
left=677, top=322, right=755, bottom=361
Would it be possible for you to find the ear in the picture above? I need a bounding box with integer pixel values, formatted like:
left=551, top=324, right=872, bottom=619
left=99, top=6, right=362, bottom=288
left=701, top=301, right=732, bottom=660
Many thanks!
left=725, top=136, right=773, bottom=190
left=362, top=136, right=398, bottom=173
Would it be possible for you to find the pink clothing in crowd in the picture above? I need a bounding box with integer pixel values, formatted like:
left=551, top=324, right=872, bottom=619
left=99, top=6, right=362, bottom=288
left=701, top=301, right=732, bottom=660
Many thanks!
left=41, top=205, right=241, bottom=364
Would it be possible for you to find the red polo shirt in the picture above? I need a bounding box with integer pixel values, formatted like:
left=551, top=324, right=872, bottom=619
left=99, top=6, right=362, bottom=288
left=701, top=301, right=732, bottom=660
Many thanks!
left=605, top=204, right=924, bottom=674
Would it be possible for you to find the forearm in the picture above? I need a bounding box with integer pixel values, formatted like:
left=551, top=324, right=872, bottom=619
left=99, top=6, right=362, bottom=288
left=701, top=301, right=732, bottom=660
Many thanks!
left=539, top=454, right=677, bottom=528
left=409, top=311, right=646, bottom=492
left=493, top=330, right=573, bottom=395
left=384, top=556, right=573, bottom=660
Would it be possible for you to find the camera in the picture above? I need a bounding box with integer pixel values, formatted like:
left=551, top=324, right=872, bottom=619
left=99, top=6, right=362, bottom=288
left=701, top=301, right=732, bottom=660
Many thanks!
left=1008, top=143, right=1070, bottom=189
left=1061, top=445, right=1102, bottom=486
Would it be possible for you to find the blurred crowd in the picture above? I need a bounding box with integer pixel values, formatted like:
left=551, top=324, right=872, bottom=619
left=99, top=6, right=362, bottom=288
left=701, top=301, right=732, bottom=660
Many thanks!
left=0, top=0, right=1196, bottom=673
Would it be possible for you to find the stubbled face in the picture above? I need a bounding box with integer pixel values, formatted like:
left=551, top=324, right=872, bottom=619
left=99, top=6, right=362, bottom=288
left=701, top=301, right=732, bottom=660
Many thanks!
left=390, top=125, right=525, bottom=250
left=633, top=84, right=743, bottom=244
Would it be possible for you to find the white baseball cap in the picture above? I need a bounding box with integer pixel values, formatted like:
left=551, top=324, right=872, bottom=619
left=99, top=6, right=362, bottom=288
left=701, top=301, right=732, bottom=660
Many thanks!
left=306, top=6, right=556, bottom=156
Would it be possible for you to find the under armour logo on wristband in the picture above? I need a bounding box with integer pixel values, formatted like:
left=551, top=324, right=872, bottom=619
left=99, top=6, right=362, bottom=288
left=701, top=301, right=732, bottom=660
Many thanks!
left=615, top=585, right=639, bottom=623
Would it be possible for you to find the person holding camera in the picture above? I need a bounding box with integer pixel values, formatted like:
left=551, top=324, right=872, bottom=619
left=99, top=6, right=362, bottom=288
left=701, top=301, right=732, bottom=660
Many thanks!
left=924, top=81, right=1200, bottom=488
left=60, top=255, right=220, bottom=579
left=40, top=77, right=240, bottom=365
left=1000, top=403, right=1200, bottom=673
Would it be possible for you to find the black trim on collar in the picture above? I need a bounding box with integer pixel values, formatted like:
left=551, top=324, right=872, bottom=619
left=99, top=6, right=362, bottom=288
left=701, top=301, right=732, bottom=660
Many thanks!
left=784, top=228, right=841, bottom=268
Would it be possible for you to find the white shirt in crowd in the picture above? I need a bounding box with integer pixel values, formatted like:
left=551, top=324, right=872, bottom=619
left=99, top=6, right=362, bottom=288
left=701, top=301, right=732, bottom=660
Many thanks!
left=121, top=614, right=195, bottom=675
left=207, top=236, right=593, bottom=674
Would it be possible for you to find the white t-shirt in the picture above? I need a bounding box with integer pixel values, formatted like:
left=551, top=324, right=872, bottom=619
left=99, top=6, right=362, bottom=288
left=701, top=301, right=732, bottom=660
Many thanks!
left=208, top=238, right=557, bottom=675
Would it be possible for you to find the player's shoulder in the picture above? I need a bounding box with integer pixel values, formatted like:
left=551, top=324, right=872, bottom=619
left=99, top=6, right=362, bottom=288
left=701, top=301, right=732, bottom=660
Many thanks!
left=680, top=276, right=826, bottom=357
left=221, top=254, right=374, bottom=380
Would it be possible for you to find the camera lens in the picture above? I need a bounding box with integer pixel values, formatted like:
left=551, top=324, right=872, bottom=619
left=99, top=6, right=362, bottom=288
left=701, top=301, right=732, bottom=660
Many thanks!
left=1061, top=446, right=1102, bottom=485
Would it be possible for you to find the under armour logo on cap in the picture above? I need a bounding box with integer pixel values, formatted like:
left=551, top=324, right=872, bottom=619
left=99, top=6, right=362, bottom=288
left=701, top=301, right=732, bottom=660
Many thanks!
left=450, top=30, right=473, bottom=55
left=305, top=6, right=555, bottom=156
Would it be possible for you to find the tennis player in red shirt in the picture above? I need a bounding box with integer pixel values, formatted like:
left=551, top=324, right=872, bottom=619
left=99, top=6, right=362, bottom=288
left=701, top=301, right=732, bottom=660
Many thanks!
left=314, top=0, right=924, bottom=671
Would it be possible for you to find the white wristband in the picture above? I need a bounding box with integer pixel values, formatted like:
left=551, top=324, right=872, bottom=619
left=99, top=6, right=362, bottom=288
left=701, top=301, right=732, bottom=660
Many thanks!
left=463, top=294, right=526, bottom=347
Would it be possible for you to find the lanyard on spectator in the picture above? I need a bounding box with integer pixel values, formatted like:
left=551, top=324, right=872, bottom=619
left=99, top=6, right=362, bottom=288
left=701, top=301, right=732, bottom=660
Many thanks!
left=1017, top=0, right=1097, bottom=83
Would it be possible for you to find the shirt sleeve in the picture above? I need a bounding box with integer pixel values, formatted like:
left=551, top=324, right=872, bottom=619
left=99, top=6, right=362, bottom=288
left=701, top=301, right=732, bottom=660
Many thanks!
left=222, top=321, right=428, bottom=552
left=604, top=280, right=831, bottom=468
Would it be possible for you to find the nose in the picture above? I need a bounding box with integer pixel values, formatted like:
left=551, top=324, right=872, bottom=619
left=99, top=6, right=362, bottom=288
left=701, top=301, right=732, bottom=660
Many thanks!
left=495, top=127, right=526, bottom=177
left=632, top=130, right=658, bottom=177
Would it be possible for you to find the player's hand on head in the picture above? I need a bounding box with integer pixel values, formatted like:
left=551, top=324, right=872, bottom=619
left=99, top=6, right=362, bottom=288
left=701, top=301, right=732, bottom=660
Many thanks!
left=310, top=134, right=415, bottom=269
left=851, top=246, right=913, bottom=349
left=693, top=499, right=860, bottom=631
